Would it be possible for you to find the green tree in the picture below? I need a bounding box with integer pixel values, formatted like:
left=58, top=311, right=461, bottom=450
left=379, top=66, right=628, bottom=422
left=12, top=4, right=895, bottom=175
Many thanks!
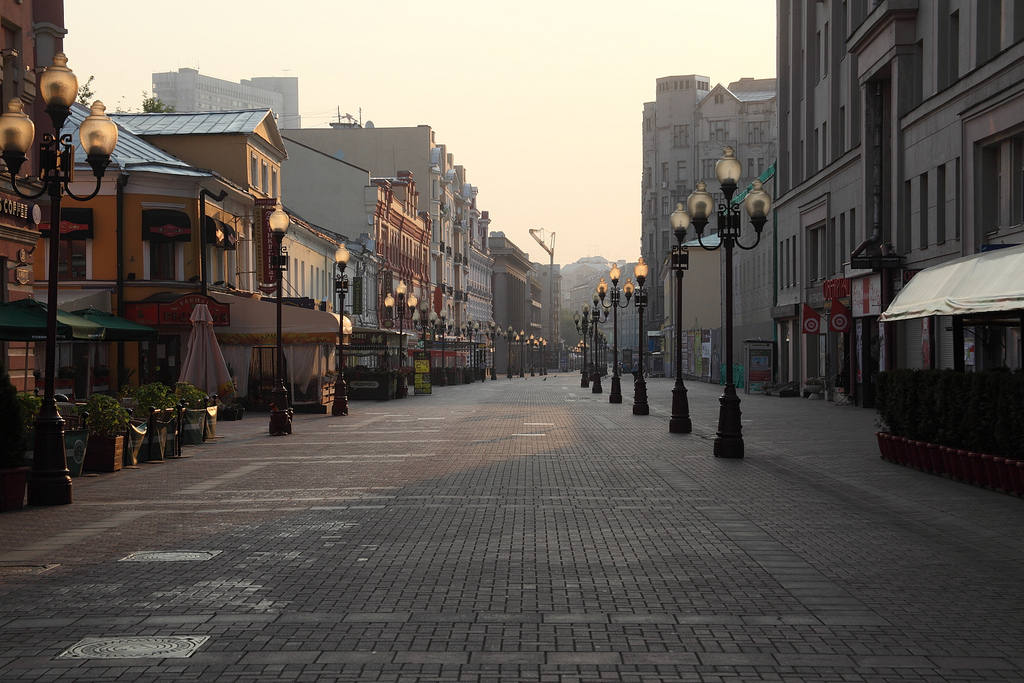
left=141, top=91, right=174, bottom=113
left=77, top=75, right=96, bottom=105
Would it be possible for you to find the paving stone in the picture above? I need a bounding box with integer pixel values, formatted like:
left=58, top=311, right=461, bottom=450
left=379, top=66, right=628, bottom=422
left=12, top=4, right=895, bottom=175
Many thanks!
left=1, top=378, right=1023, bottom=682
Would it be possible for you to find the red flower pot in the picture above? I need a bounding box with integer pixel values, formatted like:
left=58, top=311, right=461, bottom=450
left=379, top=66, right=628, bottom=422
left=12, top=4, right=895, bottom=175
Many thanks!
left=980, top=454, right=996, bottom=488
left=1013, top=460, right=1024, bottom=496
left=990, top=457, right=1008, bottom=492
left=954, top=449, right=971, bottom=481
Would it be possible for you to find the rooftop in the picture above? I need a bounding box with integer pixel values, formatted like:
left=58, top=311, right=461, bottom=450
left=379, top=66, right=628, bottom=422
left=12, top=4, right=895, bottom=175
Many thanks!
left=111, top=109, right=273, bottom=137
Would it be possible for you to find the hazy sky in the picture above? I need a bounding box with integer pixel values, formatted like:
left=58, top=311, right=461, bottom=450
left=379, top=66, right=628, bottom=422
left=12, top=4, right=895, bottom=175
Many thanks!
left=65, top=0, right=775, bottom=266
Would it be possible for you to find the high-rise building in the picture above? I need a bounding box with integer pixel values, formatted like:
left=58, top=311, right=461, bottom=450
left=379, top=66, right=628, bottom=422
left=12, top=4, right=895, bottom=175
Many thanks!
left=152, top=68, right=300, bottom=128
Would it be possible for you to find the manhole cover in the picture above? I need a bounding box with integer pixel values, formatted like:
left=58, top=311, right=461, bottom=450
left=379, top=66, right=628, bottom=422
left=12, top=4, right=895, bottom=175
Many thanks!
left=120, top=551, right=221, bottom=562
left=59, top=635, right=209, bottom=659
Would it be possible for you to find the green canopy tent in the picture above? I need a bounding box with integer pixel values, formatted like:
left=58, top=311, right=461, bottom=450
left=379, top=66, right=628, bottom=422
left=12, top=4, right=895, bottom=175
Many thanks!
left=71, top=307, right=158, bottom=341
left=0, top=299, right=105, bottom=341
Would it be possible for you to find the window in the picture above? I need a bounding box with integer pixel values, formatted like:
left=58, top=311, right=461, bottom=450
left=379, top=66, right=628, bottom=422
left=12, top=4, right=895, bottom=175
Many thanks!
left=902, top=179, right=912, bottom=253
left=840, top=213, right=847, bottom=262
left=919, top=172, right=929, bottom=249
left=747, top=121, right=768, bottom=144
left=976, top=3, right=1000, bottom=65
left=838, top=106, right=846, bottom=154
left=980, top=144, right=1001, bottom=233
left=849, top=208, right=857, bottom=255
left=261, top=161, right=269, bottom=194
left=661, top=162, right=669, bottom=183
left=822, top=122, right=828, bottom=166
left=710, top=119, right=729, bottom=142
left=57, top=240, right=87, bottom=281
left=676, top=160, right=686, bottom=181
left=271, top=167, right=279, bottom=197
left=701, top=158, right=716, bottom=181
left=823, top=22, right=829, bottom=78
left=827, top=217, right=836, bottom=276
left=937, top=164, right=946, bottom=244
left=250, top=155, right=258, bottom=187
left=672, top=124, right=690, bottom=147
left=661, top=196, right=669, bottom=216
left=150, top=241, right=175, bottom=280
left=714, top=93, right=724, bottom=104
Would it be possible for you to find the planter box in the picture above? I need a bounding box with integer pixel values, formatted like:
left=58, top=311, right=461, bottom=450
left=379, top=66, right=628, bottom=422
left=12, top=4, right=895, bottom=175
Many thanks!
left=877, top=433, right=1023, bottom=496
left=84, top=435, right=124, bottom=472
left=0, top=467, right=29, bottom=512
left=180, top=409, right=206, bottom=446
left=64, top=430, right=88, bottom=477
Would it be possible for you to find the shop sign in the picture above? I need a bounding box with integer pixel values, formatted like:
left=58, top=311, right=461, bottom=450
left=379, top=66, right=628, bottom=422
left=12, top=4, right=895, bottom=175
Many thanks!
left=0, top=192, right=32, bottom=223
left=414, top=350, right=432, bottom=395
left=147, top=223, right=190, bottom=239
left=126, top=294, right=230, bottom=327
left=852, top=274, right=881, bottom=318
left=822, top=277, right=851, bottom=300
left=254, top=198, right=278, bottom=293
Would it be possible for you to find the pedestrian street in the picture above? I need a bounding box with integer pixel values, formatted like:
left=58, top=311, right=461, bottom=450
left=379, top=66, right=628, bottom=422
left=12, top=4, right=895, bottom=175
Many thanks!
left=2, top=375, right=1024, bottom=682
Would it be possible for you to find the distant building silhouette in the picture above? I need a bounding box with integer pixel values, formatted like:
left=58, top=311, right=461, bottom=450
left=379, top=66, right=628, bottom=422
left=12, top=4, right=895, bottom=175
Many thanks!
left=152, top=68, right=300, bottom=128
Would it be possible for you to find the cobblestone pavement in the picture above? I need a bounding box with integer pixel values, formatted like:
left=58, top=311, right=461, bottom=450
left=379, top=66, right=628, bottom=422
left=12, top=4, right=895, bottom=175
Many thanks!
left=2, top=374, right=1023, bottom=682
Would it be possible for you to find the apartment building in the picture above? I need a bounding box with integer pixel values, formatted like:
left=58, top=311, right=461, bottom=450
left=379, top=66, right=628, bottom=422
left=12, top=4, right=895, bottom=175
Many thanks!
left=776, top=0, right=1024, bottom=406
left=152, top=68, right=300, bottom=128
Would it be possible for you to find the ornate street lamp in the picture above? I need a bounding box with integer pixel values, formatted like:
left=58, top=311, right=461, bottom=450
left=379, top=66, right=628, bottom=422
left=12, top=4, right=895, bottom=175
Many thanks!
left=505, top=325, right=514, bottom=379
left=632, top=258, right=650, bottom=415
left=267, top=204, right=292, bottom=436
left=687, top=146, right=772, bottom=458
left=598, top=270, right=634, bottom=404
left=0, top=54, right=118, bottom=505
left=384, top=281, right=415, bottom=398
left=518, top=329, right=526, bottom=378
left=487, top=321, right=498, bottom=379
left=434, top=310, right=449, bottom=386
left=332, top=244, right=350, bottom=416
left=589, top=291, right=608, bottom=394
left=574, top=305, right=591, bottom=388
left=668, top=204, right=692, bottom=434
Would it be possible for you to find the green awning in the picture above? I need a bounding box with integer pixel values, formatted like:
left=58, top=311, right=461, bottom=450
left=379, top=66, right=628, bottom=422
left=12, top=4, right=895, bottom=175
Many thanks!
left=72, top=307, right=158, bottom=341
left=0, top=299, right=105, bottom=342
left=731, top=162, right=776, bottom=205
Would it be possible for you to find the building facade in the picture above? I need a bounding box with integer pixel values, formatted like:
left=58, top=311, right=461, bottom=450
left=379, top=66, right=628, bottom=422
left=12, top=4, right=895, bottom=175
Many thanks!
left=641, top=74, right=777, bottom=379
left=777, top=0, right=1024, bottom=406
left=489, top=231, right=532, bottom=374
left=282, top=125, right=487, bottom=333
left=152, top=68, right=300, bottom=128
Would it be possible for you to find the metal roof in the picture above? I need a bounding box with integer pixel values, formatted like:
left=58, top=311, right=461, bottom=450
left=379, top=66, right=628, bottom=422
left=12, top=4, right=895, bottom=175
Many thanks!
left=730, top=90, right=776, bottom=102
left=67, top=103, right=209, bottom=177
left=110, top=109, right=271, bottom=137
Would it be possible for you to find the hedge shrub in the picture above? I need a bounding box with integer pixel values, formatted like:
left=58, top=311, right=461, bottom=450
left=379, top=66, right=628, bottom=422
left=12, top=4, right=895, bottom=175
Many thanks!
left=876, top=368, right=1024, bottom=459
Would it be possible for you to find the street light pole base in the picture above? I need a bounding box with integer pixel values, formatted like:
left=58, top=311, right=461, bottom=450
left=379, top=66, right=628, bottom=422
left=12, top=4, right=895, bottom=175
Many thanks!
left=580, top=374, right=589, bottom=388
left=28, top=408, right=72, bottom=506
left=669, top=381, right=692, bottom=433
left=632, top=377, right=649, bottom=415
left=713, top=385, right=743, bottom=458
left=609, top=375, right=622, bottom=403
left=591, top=373, right=603, bottom=393
left=331, top=378, right=348, bottom=416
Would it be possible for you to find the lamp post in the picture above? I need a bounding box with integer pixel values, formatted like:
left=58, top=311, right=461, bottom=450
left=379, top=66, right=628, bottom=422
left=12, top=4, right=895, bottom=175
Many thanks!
left=590, top=292, right=606, bottom=393
left=541, top=339, right=548, bottom=375
left=686, top=146, right=772, bottom=458
left=632, top=258, right=650, bottom=415
left=487, top=321, right=497, bottom=379
left=574, top=305, right=591, bottom=388
left=267, top=204, right=292, bottom=435
left=384, top=281, right=415, bottom=398
left=435, top=310, right=449, bottom=386
left=505, top=325, right=514, bottom=379
left=668, top=204, right=692, bottom=434
left=598, top=271, right=634, bottom=404
left=332, top=244, right=350, bottom=416
left=518, top=329, right=526, bottom=378
left=0, top=55, right=119, bottom=505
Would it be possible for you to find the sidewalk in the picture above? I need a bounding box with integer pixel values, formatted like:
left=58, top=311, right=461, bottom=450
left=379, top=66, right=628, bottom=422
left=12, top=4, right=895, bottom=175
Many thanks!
left=1, top=374, right=1023, bottom=681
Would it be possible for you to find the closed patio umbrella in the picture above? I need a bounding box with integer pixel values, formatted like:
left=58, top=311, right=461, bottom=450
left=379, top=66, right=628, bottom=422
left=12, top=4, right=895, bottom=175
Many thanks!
left=178, top=303, right=234, bottom=397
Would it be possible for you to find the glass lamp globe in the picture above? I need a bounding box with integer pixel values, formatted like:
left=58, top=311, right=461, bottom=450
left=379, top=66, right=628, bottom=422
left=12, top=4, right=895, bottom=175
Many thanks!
left=384, top=293, right=395, bottom=310
left=670, top=202, right=690, bottom=239
left=268, top=206, right=290, bottom=235
left=0, top=99, right=35, bottom=155
left=39, top=53, right=78, bottom=109
left=79, top=101, right=118, bottom=157
left=396, top=280, right=407, bottom=296
left=407, top=294, right=418, bottom=310
left=715, top=146, right=742, bottom=186
left=609, top=264, right=621, bottom=283
left=335, top=244, right=350, bottom=265
left=744, top=180, right=772, bottom=221
left=687, top=182, right=714, bottom=222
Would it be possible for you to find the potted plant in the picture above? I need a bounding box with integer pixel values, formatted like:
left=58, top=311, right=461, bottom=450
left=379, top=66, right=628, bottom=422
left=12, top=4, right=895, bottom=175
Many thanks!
left=128, top=382, right=177, bottom=461
left=83, top=394, right=130, bottom=472
left=175, top=382, right=209, bottom=445
left=0, top=360, right=29, bottom=511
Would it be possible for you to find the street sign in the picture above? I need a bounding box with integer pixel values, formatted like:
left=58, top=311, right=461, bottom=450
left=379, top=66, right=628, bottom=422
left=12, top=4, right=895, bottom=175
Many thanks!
left=414, top=351, right=432, bottom=395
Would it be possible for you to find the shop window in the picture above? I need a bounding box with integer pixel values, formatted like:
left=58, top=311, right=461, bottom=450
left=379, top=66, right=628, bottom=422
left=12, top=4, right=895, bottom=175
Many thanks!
left=57, top=240, right=87, bottom=281
left=150, top=241, right=176, bottom=280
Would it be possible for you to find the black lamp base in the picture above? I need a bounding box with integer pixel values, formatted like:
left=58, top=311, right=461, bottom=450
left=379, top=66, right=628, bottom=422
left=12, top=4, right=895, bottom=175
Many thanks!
left=28, top=411, right=72, bottom=506
left=713, top=387, right=743, bottom=458
left=609, top=375, right=622, bottom=403
left=669, top=381, right=692, bottom=433
left=632, top=377, right=649, bottom=415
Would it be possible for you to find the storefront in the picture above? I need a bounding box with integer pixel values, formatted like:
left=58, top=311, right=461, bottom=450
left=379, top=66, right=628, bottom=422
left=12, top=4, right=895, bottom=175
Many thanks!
left=0, top=190, right=42, bottom=391
left=126, top=293, right=230, bottom=387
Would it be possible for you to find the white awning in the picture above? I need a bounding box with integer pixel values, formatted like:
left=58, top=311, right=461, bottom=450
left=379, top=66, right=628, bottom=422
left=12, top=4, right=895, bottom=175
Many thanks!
left=880, top=244, right=1024, bottom=322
